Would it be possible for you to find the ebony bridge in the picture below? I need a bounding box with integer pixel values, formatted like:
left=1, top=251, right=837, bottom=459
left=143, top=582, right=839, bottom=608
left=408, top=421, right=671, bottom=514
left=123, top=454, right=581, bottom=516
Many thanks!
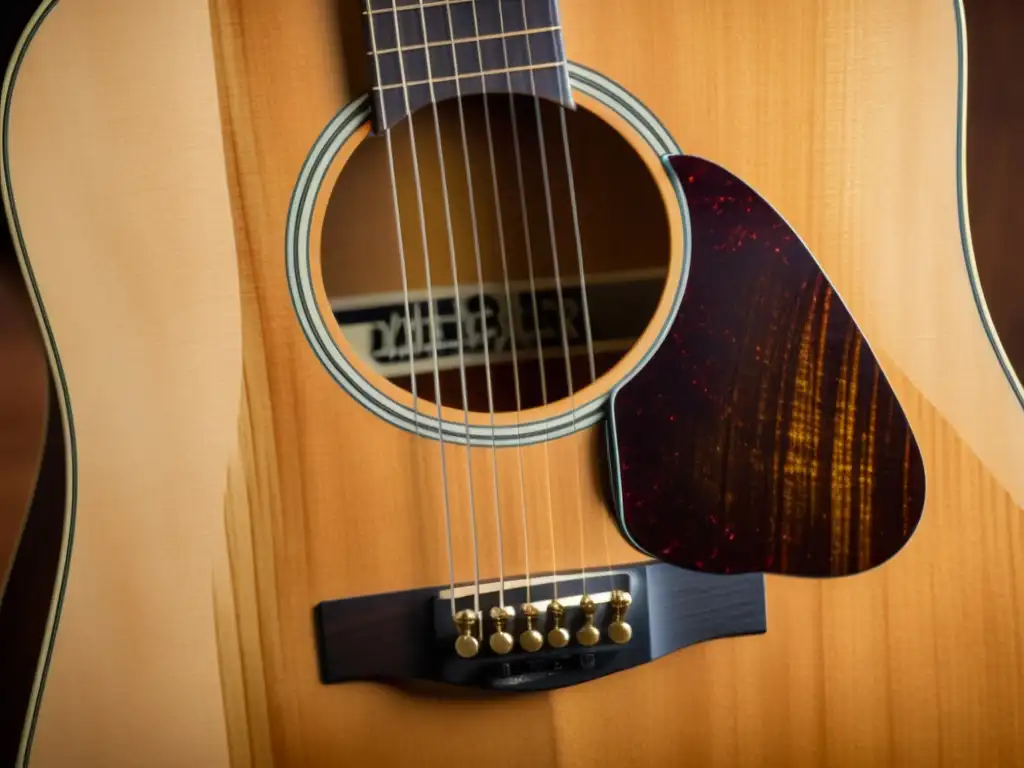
left=314, top=564, right=767, bottom=691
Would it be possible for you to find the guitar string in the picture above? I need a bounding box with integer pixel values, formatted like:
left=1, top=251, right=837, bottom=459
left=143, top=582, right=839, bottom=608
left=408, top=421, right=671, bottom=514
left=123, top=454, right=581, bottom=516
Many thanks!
left=464, top=0, right=533, bottom=607
left=364, top=0, right=452, bottom=618
left=413, top=0, right=485, bottom=635
left=496, top=0, right=560, bottom=602
left=518, top=0, right=599, bottom=596
left=546, top=0, right=614, bottom=584
left=440, top=0, right=508, bottom=613
left=373, top=1, right=604, bottom=617
left=382, top=1, right=476, bottom=622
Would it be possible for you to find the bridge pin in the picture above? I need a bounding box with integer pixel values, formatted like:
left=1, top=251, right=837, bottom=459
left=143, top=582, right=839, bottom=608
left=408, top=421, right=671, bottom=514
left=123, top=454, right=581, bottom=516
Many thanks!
left=576, top=595, right=601, bottom=647
left=454, top=609, right=480, bottom=659
left=547, top=600, right=571, bottom=648
left=608, top=589, right=633, bottom=644
left=519, top=603, right=544, bottom=652
left=489, top=606, right=514, bottom=655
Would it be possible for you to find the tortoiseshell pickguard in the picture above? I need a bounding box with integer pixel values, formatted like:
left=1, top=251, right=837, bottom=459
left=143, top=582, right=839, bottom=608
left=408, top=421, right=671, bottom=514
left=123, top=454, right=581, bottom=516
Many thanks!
left=609, top=155, right=925, bottom=577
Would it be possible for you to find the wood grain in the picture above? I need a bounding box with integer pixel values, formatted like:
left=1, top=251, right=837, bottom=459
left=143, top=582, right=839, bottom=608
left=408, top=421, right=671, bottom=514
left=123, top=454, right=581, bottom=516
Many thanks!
left=2, top=0, right=1024, bottom=766
left=4, top=2, right=241, bottom=765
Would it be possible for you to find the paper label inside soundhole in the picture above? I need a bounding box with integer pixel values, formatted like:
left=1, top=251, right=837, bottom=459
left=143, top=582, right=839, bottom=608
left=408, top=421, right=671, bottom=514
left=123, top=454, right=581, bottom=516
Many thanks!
left=330, top=269, right=665, bottom=377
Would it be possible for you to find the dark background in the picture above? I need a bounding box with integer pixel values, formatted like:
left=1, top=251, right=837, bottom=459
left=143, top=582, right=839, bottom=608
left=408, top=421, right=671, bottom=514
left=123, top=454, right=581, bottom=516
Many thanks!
left=962, top=0, right=1024, bottom=377
left=0, top=1, right=1020, bottom=764
left=1, top=0, right=38, bottom=268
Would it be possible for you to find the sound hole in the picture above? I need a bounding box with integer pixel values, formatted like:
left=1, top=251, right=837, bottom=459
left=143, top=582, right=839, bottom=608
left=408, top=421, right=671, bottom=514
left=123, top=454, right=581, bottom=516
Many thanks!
left=320, top=94, right=671, bottom=413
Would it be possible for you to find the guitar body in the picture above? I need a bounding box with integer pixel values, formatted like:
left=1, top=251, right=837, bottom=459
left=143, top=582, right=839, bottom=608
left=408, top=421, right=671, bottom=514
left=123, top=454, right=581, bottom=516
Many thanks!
left=3, top=0, right=1024, bottom=766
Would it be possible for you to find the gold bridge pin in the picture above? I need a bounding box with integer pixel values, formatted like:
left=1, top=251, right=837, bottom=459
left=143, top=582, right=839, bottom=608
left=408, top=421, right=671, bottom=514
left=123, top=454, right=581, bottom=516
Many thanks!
left=489, top=606, right=514, bottom=655
left=519, top=603, right=544, bottom=652
left=547, top=600, right=571, bottom=648
left=454, top=609, right=480, bottom=659
left=576, top=595, right=601, bottom=646
left=608, top=589, right=633, bottom=644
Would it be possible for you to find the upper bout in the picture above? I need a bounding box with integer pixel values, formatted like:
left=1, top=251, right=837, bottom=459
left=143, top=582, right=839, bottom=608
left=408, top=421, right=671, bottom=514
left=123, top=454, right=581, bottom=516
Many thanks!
left=562, top=0, right=1024, bottom=505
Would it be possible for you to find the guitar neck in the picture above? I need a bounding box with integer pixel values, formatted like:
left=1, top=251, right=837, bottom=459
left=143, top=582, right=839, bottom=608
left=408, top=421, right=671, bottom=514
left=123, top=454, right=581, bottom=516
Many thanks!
left=362, top=0, right=574, bottom=133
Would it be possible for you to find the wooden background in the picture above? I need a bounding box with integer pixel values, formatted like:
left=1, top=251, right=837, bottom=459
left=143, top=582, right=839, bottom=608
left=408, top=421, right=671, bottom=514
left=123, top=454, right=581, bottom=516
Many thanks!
left=0, top=0, right=1021, bottom=764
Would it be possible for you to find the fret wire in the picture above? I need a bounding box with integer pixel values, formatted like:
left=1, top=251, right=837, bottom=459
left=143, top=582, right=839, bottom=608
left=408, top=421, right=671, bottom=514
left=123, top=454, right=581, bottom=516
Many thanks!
left=371, top=61, right=564, bottom=91
left=367, top=26, right=561, bottom=57
left=363, top=0, right=472, bottom=14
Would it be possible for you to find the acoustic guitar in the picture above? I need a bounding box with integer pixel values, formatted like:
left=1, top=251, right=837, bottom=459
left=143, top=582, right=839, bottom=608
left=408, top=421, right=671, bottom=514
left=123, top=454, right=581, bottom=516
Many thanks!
left=2, top=0, right=1023, bottom=765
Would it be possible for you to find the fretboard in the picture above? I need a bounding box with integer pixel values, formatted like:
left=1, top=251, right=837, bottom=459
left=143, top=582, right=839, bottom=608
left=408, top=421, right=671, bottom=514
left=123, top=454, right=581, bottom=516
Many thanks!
left=362, top=0, right=574, bottom=133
